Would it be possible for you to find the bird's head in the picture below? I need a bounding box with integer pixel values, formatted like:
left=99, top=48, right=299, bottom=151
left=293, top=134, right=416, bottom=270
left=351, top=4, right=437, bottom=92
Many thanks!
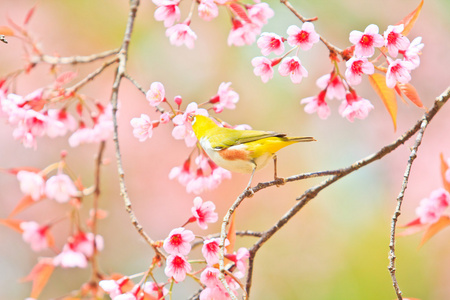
left=190, top=114, right=218, bottom=140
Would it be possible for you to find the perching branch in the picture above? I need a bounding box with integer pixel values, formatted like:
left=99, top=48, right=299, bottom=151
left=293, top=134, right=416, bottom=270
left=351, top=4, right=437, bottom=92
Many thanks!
left=29, top=48, right=119, bottom=65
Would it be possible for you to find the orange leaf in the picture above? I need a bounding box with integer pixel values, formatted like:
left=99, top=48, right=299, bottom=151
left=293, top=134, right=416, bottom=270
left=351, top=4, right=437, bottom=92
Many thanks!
left=420, top=215, right=450, bottom=247
left=21, top=259, right=54, bottom=299
left=368, top=74, right=397, bottom=130
left=229, top=3, right=252, bottom=24
left=440, top=153, right=450, bottom=193
left=0, top=25, right=14, bottom=36
left=8, top=195, right=37, bottom=218
left=23, top=5, right=37, bottom=25
left=400, top=217, right=422, bottom=228
left=396, top=0, right=424, bottom=36
left=397, top=83, right=423, bottom=108
left=0, top=218, right=24, bottom=233
left=226, top=212, right=236, bottom=254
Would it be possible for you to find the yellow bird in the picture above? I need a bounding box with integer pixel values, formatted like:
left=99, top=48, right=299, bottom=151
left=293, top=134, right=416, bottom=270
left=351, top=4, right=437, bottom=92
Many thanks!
left=191, top=115, right=315, bottom=189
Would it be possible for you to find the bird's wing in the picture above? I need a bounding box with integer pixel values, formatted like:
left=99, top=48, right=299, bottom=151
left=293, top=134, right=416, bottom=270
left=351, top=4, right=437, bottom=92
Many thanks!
left=208, top=127, right=285, bottom=150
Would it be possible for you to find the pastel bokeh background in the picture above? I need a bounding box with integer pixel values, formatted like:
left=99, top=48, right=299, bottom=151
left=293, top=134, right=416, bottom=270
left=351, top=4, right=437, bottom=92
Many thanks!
left=1, top=0, right=450, bottom=299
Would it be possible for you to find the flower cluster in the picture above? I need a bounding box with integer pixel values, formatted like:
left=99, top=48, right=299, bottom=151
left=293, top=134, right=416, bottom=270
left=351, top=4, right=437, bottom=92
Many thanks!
left=130, top=81, right=239, bottom=193
left=252, top=22, right=320, bottom=84
left=415, top=188, right=449, bottom=225
left=0, top=85, right=113, bottom=149
left=300, top=23, right=423, bottom=121
left=100, top=196, right=249, bottom=299
left=152, top=0, right=273, bottom=48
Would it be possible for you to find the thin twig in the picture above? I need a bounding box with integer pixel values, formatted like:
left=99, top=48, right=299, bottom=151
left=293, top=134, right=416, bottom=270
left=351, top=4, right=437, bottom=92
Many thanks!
left=240, top=86, right=450, bottom=297
left=30, top=48, right=119, bottom=65
left=67, top=57, right=118, bottom=93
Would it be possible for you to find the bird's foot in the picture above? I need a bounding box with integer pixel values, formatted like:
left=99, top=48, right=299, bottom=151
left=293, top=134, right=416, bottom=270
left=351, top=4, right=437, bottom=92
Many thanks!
left=245, top=187, right=255, bottom=197
left=274, top=177, right=286, bottom=187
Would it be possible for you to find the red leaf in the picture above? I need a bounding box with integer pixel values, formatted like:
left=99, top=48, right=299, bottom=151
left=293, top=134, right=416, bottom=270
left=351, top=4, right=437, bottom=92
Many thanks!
left=396, top=0, right=424, bottom=36
left=0, top=218, right=24, bottom=233
left=54, top=71, right=77, bottom=88
left=2, top=166, right=41, bottom=175
left=401, top=217, right=422, bottom=228
left=440, top=153, right=450, bottom=193
left=229, top=3, right=252, bottom=24
left=8, top=195, right=38, bottom=218
left=21, top=259, right=54, bottom=299
left=420, top=215, right=450, bottom=247
left=368, top=74, right=397, bottom=130
left=0, top=25, right=14, bottom=36
left=24, top=5, right=37, bottom=25
left=397, top=83, right=423, bottom=108
left=226, top=212, right=236, bottom=255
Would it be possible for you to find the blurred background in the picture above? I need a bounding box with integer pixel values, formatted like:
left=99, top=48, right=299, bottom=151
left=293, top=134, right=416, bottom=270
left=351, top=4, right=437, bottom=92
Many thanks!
left=1, top=0, right=450, bottom=299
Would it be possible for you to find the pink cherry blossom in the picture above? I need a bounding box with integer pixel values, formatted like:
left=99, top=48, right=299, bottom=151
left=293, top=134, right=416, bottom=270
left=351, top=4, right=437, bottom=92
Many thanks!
left=166, top=23, right=197, bottom=49
left=153, top=0, right=180, bottom=27
left=247, top=2, right=274, bottom=27
left=198, top=0, right=219, bottom=21
left=210, top=82, right=239, bottom=113
left=169, top=159, right=195, bottom=186
left=416, top=188, right=449, bottom=224
left=172, top=102, right=208, bottom=147
left=386, top=58, right=414, bottom=88
left=46, top=109, right=77, bottom=138
left=384, top=24, right=410, bottom=57
left=20, top=221, right=49, bottom=252
left=257, top=32, right=285, bottom=56
left=345, top=57, right=374, bottom=86
left=99, top=279, right=122, bottom=298
left=17, top=170, right=45, bottom=201
left=160, top=112, right=171, bottom=124
left=115, top=292, right=137, bottom=300
left=200, top=267, right=221, bottom=287
left=251, top=56, right=275, bottom=83
left=349, top=24, right=384, bottom=57
left=202, top=238, right=229, bottom=266
left=186, top=170, right=210, bottom=194
left=227, top=20, right=260, bottom=47
left=45, top=173, right=78, bottom=203
left=316, top=73, right=346, bottom=100
left=226, top=247, right=250, bottom=277
left=53, top=243, right=88, bottom=268
left=400, top=36, right=424, bottom=69
left=163, top=227, right=195, bottom=255
left=300, top=91, right=330, bottom=120
left=191, top=197, right=218, bottom=229
left=278, top=56, right=308, bottom=84
left=164, top=254, right=192, bottom=282
left=143, top=282, right=169, bottom=299
left=130, top=114, right=153, bottom=142
left=339, top=91, right=374, bottom=122
left=286, top=22, right=320, bottom=50
left=146, top=82, right=165, bottom=107
left=72, top=232, right=104, bottom=257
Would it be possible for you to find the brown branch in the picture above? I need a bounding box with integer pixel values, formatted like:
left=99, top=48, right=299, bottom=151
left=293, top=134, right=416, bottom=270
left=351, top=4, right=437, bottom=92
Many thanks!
left=67, top=57, right=118, bottom=93
left=109, top=0, right=165, bottom=259
left=237, top=86, right=450, bottom=297
left=30, top=48, right=119, bottom=65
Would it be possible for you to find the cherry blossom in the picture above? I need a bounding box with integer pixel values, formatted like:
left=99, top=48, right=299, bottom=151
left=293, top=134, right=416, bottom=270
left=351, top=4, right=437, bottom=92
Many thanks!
left=257, top=32, right=285, bottom=56
left=247, top=2, right=274, bottom=27
left=384, top=24, right=410, bottom=57
left=225, top=247, right=250, bottom=277
left=169, top=159, right=195, bottom=186
left=386, top=58, right=414, bottom=88
left=130, top=114, right=153, bottom=142
left=172, top=102, right=208, bottom=147
left=339, top=91, right=374, bottom=122
left=45, top=173, right=78, bottom=203
left=20, top=221, right=49, bottom=252
left=316, top=73, right=346, bottom=100
left=416, top=188, right=450, bottom=224
left=228, top=20, right=260, bottom=47
left=210, top=82, right=240, bottom=113
left=202, top=238, right=229, bottom=266
left=143, top=282, right=169, bottom=299
left=72, top=231, right=104, bottom=257
left=251, top=56, right=275, bottom=83
left=159, top=112, right=171, bottom=124
left=99, top=277, right=130, bottom=299
left=278, top=56, right=308, bottom=84
left=191, top=196, right=218, bottom=229
left=349, top=24, right=384, bottom=57
left=400, top=36, right=424, bottom=69
left=200, top=267, right=221, bottom=287
left=286, top=22, right=320, bottom=50
left=300, top=90, right=330, bottom=120
left=53, top=243, right=88, bottom=268
left=46, top=109, right=77, bottom=138
left=166, top=23, right=197, bottom=49
left=17, top=170, right=45, bottom=201
left=163, top=227, right=195, bottom=255
left=153, top=0, right=180, bottom=27
left=345, top=57, right=374, bottom=86
left=198, top=0, right=219, bottom=21
left=164, top=254, right=192, bottom=282
left=146, top=82, right=166, bottom=107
